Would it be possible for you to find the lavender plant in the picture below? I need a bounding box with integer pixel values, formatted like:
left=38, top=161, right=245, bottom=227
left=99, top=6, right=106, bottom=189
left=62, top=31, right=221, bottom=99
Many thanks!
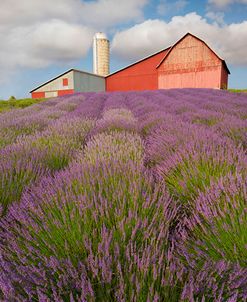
left=176, top=174, right=247, bottom=300
left=0, top=161, right=177, bottom=301
left=102, top=108, right=135, bottom=122
left=0, top=118, right=94, bottom=212
left=214, top=115, right=247, bottom=149
left=82, top=131, right=143, bottom=165
left=91, top=108, right=137, bottom=135
left=156, top=140, right=246, bottom=206
left=29, top=117, right=94, bottom=171
left=0, top=148, right=47, bottom=214
left=0, top=115, right=49, bottom=148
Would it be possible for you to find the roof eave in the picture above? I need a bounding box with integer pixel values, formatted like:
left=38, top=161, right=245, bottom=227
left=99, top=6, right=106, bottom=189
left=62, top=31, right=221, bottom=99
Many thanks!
left=156, top=32, right=230, bottom=74
left=222, top=61, right=230, bottom=74
left=30, top=68, right=105, bottom=93
left=106, top=47, right=171, bottom=78
left=30, top=69, right=74, bottom=93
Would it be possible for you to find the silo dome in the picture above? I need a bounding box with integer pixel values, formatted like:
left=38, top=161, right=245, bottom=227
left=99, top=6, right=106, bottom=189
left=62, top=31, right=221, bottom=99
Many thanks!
left=93, top=32, right=110, bottom=77
left=94, top=32, right=108, bottom=40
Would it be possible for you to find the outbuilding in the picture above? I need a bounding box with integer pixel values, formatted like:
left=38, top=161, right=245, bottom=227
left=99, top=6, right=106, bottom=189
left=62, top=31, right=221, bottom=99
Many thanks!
left=106, top=33, right=230, bottom=91
left=30, top=33, right=230, bottom=98
left=30, top=69, right=105, bottom=99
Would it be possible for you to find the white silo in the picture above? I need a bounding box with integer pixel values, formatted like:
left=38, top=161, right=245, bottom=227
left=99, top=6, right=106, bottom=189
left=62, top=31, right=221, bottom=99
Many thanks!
left=93, top=32, right=110, bottom=77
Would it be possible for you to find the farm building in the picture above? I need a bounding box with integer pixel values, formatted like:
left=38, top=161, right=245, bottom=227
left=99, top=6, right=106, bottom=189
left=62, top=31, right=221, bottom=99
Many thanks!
left=30, top=33, right=230, bottom=98
left=30, top=69, right=105, bottom=99
left=106, top=33, right=230, bottom=91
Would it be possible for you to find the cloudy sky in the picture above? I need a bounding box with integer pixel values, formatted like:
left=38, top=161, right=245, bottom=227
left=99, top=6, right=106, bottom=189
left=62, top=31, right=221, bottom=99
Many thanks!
left=0, top=0, right=247, bottom=99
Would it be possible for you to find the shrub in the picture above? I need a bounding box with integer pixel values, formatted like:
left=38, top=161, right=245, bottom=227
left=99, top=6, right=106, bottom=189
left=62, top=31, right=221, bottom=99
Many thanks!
left=30, top=118, right=94, bottom=172
left=82, top=131, right=143, bottom=165
left=0, top=161, right=177, bottom=301
left=176, top=174, right=247, bottom=301
left=0, top=151, right=47, bottom=214
left=92, top=108, right=137, bottom=135
left=156, top=141, right=245, bottom=207
left=0, top=116, right=49, bottom=149
left=214, top=116, right=247, bottom=149
left=102, top=108, right=136, bottom=122
left=8, top=96, right=16, bottom=101
left=0, top=118, right=94, bottom=213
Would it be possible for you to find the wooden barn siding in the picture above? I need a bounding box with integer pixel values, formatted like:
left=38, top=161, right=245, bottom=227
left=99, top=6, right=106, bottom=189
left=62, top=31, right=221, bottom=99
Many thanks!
left=106, top=50, right=168, bottom=92
left=57, top=89, right=74, bottom=96
left=32, top=91, right=45, bottom=98
left=158, top=35, right=222, bottom=89
left=34, top=71, right=74, bottom=93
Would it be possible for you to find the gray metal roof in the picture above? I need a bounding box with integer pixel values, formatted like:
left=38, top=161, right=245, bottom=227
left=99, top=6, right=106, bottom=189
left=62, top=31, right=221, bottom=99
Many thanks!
left=30, top=68, right=105, bottom=93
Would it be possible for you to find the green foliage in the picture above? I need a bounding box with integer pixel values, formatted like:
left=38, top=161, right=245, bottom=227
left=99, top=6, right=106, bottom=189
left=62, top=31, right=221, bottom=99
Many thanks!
left=8, top=96, right=16, bottom=101
left=163, top=148, right=239, bottom=204
left=83, top=131, right=144, bottom=165
left=186, top=177, right=247, bottom=267
left=0, top=120, right=48, bottom=149
left=18, top=162, right=171, bottom=300
left=0, top=162, right=44, bottom=215
left=31, top=135, right=71, bottom=171
left=192, top=116, right=219, bottom=126
left=0, top=98, right=45, bottom=112
left=192, top=212, right=247, bottom=265
left=225, top=127, right=247, bottom=149
left=29, top=119, right=94, bottom=172
left=228, top=89, right=247, bottom=93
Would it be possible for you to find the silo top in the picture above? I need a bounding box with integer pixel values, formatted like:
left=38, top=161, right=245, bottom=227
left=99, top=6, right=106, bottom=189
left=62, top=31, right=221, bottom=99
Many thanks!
left=94, top=32, right=108, bottom=40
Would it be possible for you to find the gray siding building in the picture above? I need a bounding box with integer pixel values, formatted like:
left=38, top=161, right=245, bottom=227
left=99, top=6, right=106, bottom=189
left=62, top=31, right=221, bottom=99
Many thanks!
left=30, top=69, right=105, bottom=99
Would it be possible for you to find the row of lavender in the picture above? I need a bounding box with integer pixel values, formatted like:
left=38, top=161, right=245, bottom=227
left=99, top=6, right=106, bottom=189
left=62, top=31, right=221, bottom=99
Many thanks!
left=0, top=93, right=105, bottom=214
left=127, top=90, right=246, bottom=300
left=0, top=89, right=246, bottom=301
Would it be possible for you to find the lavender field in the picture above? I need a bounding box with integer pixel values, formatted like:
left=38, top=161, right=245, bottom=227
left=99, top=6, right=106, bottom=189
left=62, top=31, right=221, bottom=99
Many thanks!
left=0, top=89, right=246, bottom=301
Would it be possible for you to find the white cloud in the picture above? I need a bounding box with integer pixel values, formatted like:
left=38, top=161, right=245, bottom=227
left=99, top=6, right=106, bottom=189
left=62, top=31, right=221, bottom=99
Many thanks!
left=30, top=21, right=94, bottom=63
left=208, top=0, right=247, bottom=8
left=157, top=0, right=188, bottom=15
left=111, top=12, right=247, bottom=66
left=0, top=0, right=148, bottom=83
left=80, top=0, right=148, bottom=28
left=0, top=20, right=94, bottom=83
left=1, top=20, right=93, bottom=67
left=0, top=0, right=148, bottom=29
left=206, top=11, right=225, bottom=25
left=0, top=0, right=79, bottom=28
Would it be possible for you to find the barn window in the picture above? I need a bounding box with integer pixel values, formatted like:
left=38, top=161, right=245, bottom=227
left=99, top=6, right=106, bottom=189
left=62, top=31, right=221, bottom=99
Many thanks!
left=63, top=78, right=68, bottom=86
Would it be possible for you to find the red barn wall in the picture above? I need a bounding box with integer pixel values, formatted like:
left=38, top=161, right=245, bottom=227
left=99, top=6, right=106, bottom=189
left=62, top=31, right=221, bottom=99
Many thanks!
left=106, top=50, right=169, bottom=92
left=32, top=92, right=45, bottom=98
left=158, top=35, right=222, bottom=89
left=57, top=89, right=74, bottom=96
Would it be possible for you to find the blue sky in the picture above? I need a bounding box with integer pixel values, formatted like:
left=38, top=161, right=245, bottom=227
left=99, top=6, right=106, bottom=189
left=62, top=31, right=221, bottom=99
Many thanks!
left=0, top=0, right=247, bottom=99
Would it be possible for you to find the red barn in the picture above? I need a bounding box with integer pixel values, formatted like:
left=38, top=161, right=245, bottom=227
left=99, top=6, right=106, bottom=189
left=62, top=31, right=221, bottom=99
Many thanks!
left=106, top=33, right=230, bottom=91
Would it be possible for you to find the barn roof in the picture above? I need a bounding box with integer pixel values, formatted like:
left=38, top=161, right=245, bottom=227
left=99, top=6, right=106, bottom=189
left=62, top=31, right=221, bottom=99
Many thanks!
left=106, top=47, right=171, bottom=78
left=156, top=33, right=230, bottom=74
left=30, top=69, right=105, bottom=93
left=106, top=33, right=230, bottom=78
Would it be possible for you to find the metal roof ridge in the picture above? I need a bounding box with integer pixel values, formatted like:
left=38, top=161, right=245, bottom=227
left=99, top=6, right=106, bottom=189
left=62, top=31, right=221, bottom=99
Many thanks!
left=30, top=68, right=105, bottom=93
left=72, top=69, right=105, bottom=78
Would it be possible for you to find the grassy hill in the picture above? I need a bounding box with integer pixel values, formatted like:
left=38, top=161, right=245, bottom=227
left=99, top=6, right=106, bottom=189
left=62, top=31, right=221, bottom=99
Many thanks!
left=229, top=88, right=247, bottom=93
left=0, top=97, right=45, bottom=112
